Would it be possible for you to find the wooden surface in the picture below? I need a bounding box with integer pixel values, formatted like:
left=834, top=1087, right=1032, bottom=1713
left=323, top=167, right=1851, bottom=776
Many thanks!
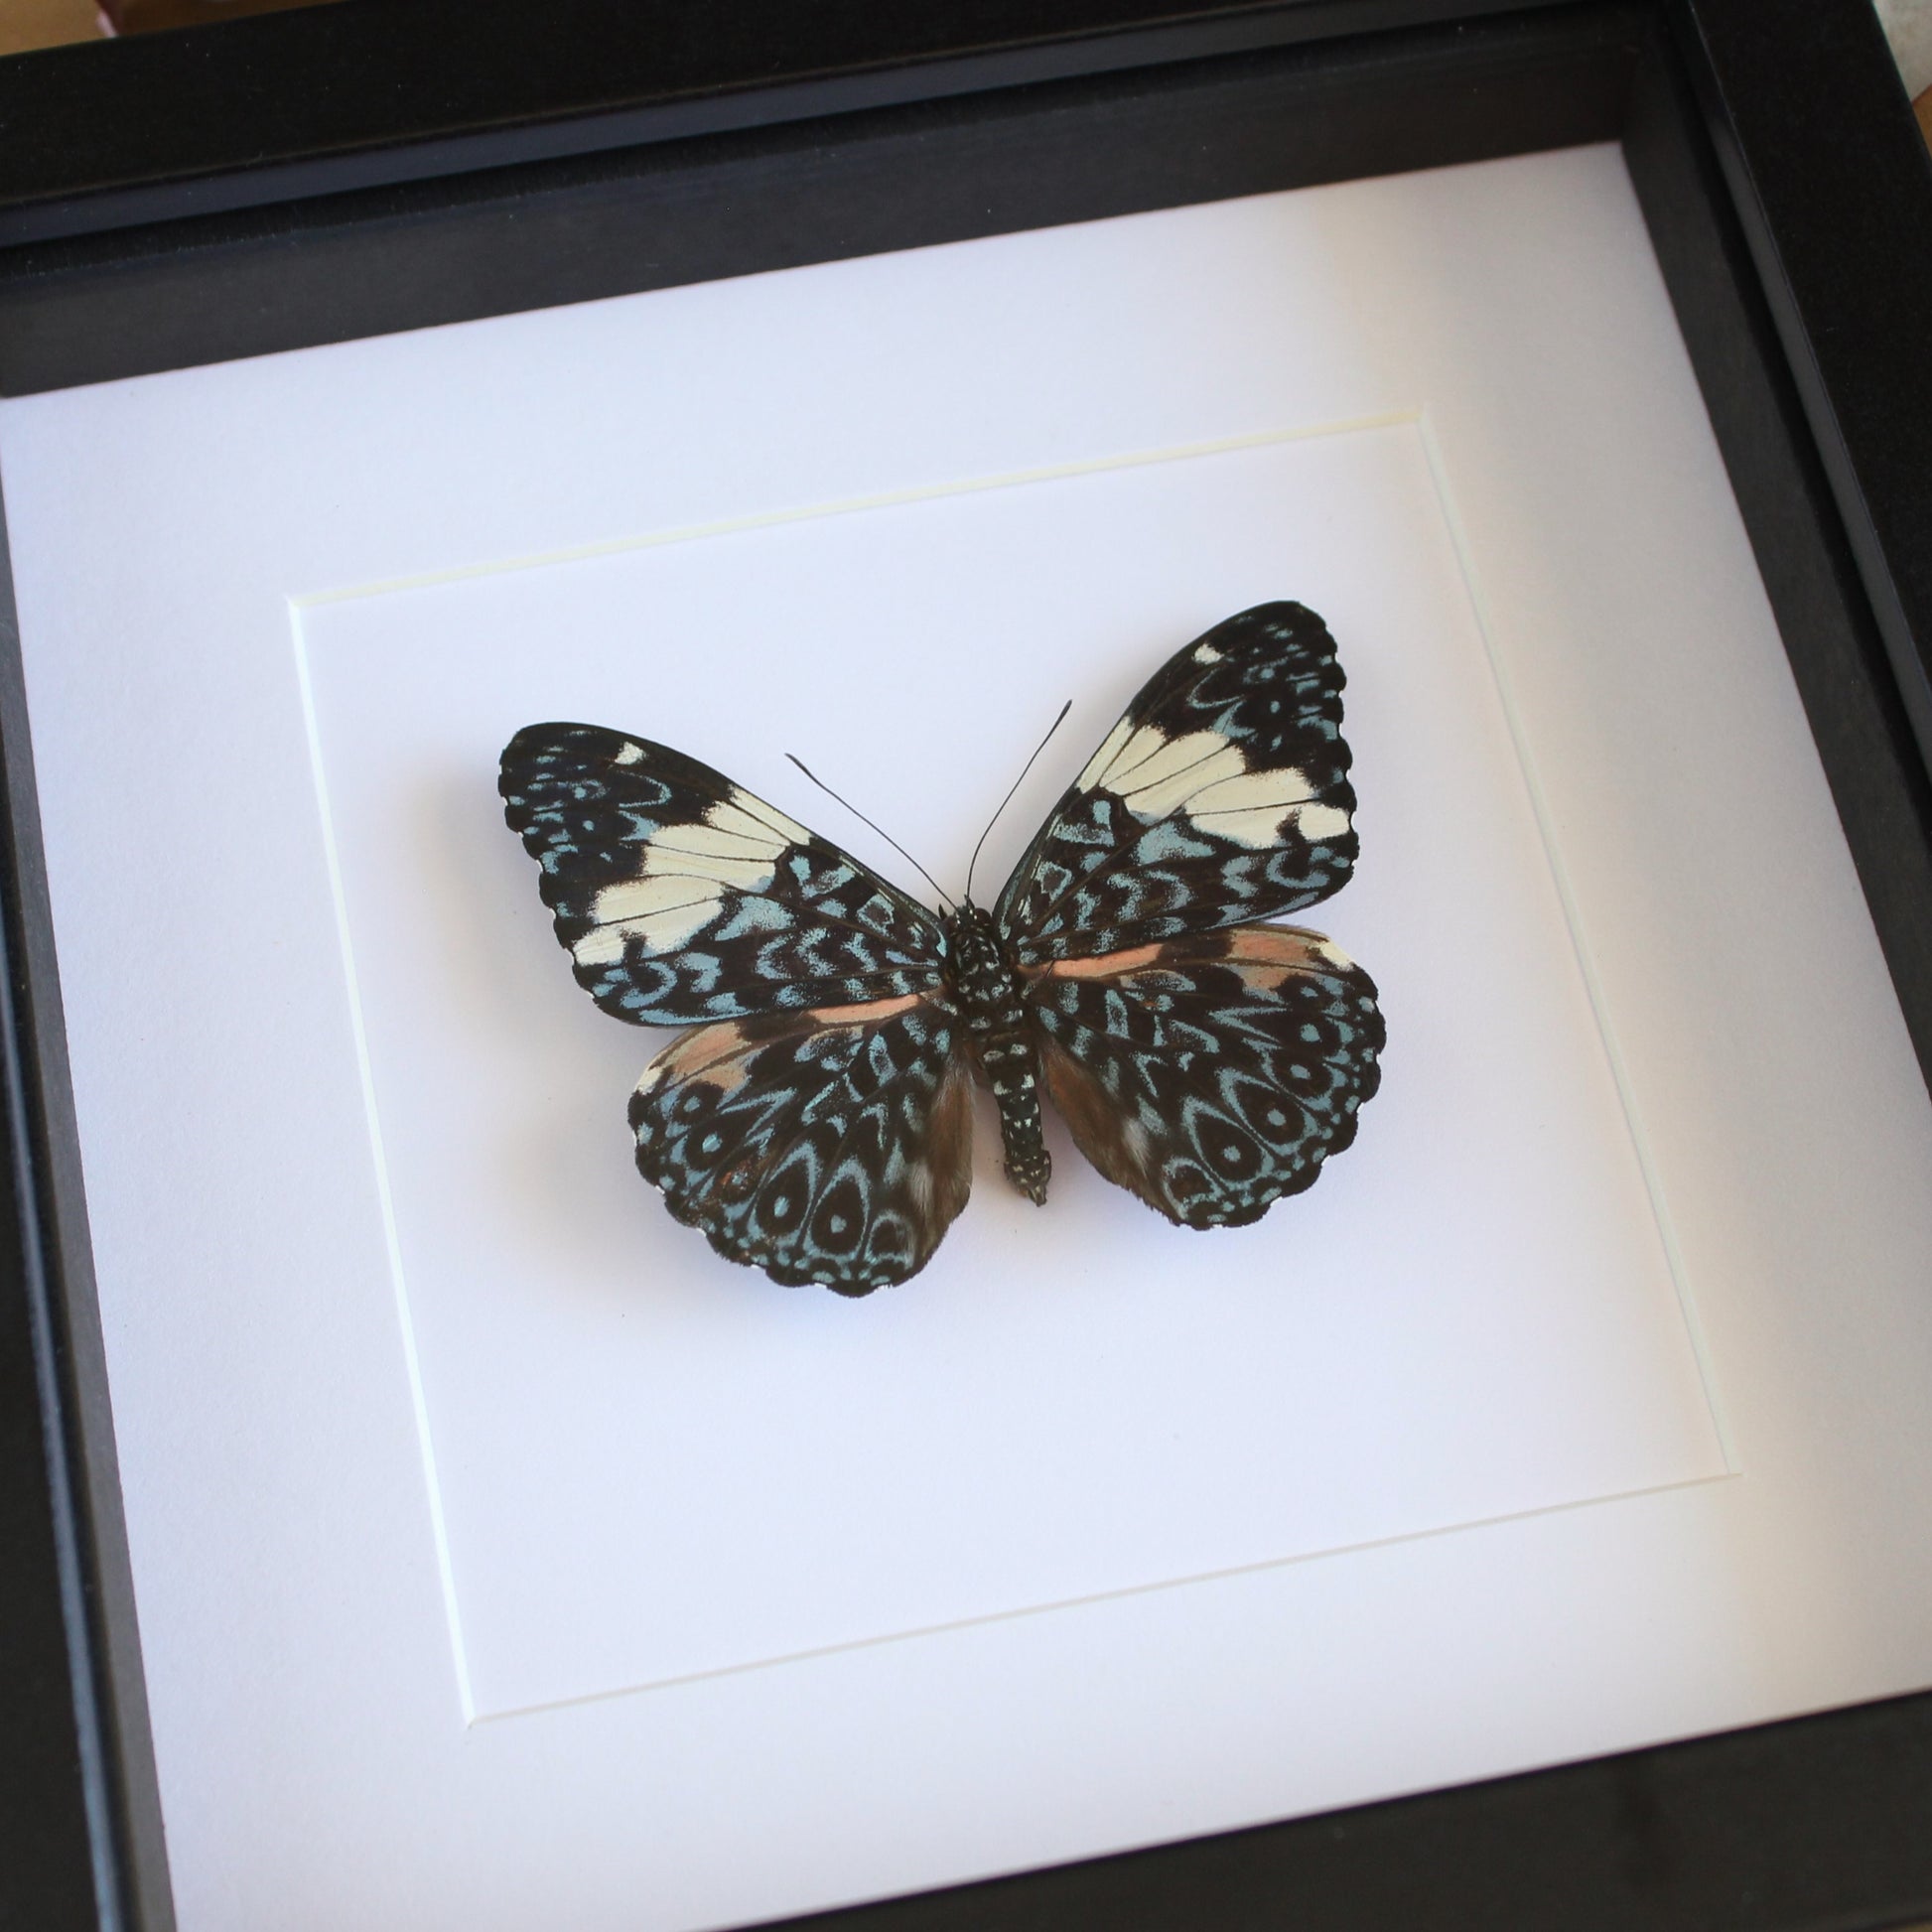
left=0, top=0, right=333, bottom=46
left=99, top=0, right=338, bottom=34
left=0, top=0, right=101, bottom=51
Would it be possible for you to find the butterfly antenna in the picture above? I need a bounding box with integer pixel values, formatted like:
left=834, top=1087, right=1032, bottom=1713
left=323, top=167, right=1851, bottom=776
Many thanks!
left=964, top=698, right=1073, bottom=903
left=784, top=754, right=954, bottom=910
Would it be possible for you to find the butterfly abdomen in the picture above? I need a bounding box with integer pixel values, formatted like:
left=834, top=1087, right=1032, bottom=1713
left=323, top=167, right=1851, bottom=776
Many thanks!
left=943, top=901, right=1051, bottom=1204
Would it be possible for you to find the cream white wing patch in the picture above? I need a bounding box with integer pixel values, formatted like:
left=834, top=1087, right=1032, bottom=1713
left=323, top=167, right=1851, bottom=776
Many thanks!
left=577, top=785, right=807, bottom=963
left=1079, top=718, right=1349, bottom=849
left=575, top=877, right=721, bottom=962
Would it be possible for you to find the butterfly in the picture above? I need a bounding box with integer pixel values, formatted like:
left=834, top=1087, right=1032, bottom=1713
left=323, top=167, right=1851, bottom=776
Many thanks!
left=499, top=602, right=1384, bottom=1296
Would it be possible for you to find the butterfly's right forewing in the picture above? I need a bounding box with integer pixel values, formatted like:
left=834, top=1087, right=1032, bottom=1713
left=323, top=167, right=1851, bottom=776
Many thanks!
left=997, top=603, right=1359, bottom=965
left=501, top=724, right=947, bottom=1027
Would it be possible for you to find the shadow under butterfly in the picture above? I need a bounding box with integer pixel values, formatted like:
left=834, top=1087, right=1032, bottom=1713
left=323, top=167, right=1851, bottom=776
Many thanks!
left=500, top=602, right=1385, bottom=1295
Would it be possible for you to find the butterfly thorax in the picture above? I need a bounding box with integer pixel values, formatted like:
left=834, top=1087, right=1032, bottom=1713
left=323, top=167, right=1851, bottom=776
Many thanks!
left=943, top=900, right=1051, bottom=1205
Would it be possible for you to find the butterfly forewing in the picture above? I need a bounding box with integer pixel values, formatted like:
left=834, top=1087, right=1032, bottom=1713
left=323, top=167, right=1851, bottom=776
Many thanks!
left=996, top=603, right=1358, bottom=966
left=501, top=723, right=946, bottom=1027
left=629, top=995, right=974, bottom=1294
left=1028, top=925, right=1383, bottom=1227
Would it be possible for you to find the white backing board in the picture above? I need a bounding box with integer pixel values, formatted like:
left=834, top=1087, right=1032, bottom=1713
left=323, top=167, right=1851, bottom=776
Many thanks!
left=300, top=422, right=1722, bottom=1717
left=3, top=144, right=1931, bottom=1932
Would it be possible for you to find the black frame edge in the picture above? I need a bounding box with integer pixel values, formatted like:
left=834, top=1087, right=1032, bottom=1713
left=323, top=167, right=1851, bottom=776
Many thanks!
left=1671, top=0, right=1932, bottom=782
left=1626, top=6, right=1932, bottom=1088
left=0, top=0, right=1569, bottom=246
left=0, top=5, right=1643, bottom=396
left=0, top=494, right=173, bottom=1932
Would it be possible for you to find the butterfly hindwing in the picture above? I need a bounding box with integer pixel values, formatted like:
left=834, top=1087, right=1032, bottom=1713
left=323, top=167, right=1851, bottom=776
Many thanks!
left=1026, top=925, right=1383, bottom=1227
left=500, top=724, right=946, bottom=1026
left=629, top=995, right=974, bottom=1294
left=997, top=603, right=1359, bottom=966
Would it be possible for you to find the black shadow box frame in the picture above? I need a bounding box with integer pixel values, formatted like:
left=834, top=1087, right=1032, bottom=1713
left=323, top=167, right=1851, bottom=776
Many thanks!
left=3, top=0, right=1931, bottom=1927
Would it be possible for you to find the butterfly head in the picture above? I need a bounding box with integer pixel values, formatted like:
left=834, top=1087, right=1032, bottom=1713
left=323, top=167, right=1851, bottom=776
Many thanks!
left=938, top=897, right=1000, bottom=966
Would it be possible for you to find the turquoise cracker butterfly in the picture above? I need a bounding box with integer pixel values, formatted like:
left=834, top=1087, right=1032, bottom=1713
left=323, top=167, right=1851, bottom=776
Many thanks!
left=499, top=602, right=1384, bottom=1296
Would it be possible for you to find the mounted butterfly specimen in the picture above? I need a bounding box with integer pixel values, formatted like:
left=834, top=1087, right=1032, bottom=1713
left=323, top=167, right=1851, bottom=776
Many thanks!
left=499, top=601, right=1384, bottom=1296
